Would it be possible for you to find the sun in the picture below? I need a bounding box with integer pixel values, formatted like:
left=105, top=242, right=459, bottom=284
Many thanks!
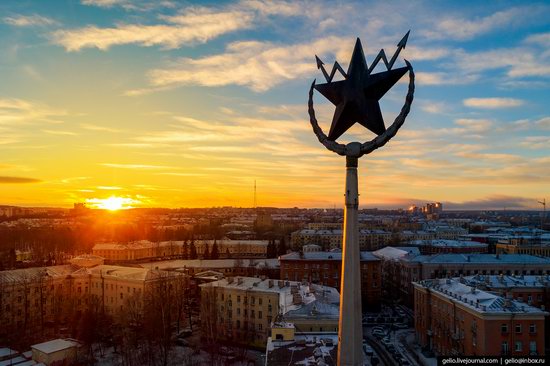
left=90, top=196, right=134, bottom=211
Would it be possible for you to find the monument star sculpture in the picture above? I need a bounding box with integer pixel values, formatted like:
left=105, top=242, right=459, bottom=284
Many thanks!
left=308, top=32, right=415, bottom=366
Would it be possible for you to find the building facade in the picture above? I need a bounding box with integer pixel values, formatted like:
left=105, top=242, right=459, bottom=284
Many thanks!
left=414, top=278, right=547, bottom=356
left=199, top=277, right=339, bottom=348
left=279, top=251, right=381, bottom=310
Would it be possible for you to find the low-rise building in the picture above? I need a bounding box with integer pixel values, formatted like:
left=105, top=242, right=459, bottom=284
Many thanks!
left=265, top=323, right=338, bottom=365
left=199, top=277, right=339, bottom=348
left=31, top=339, right=78, bottom=366
left=414, top=278, right=547, bottom=356
left=279, top=251, right=381, bottom=310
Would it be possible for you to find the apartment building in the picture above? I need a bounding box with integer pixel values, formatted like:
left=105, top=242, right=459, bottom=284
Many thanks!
left=279, top=251, right=381, bottom=310
left=414, top=278, right=547, bottom=356
left=200, top=277, right=339, bottom=348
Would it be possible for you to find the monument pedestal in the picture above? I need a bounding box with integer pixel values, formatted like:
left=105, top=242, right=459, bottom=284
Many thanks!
left=337, top=155, right=364, bottom=366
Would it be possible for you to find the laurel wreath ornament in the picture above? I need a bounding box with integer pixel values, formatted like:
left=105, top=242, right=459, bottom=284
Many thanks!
left=308, top=60, right=415, bottom=158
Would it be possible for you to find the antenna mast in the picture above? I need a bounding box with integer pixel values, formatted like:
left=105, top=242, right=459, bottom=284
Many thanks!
left=254, top=180, right=257, bottom=209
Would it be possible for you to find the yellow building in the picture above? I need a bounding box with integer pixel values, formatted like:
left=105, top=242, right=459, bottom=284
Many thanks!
left=0, top=261, right=185, bottom=346
left=200, top=277, right=339, bottom=348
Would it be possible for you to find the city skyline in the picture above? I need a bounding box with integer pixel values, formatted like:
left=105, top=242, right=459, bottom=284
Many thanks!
left=1, top=0, right=549, bottom=209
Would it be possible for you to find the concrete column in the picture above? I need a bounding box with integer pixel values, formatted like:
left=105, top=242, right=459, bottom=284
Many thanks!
left=338, top=155, right=364, bottom=366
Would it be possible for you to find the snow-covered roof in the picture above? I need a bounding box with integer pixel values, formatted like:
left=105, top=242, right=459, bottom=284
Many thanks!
left=373, top=246, right=419, bottom=261
left=279, top=251, right=379, bottom=262
left=462, top=274, right=550, bottom=289
left=0, top=265, right=78, bottom=284
left=408, top=239, right=488, bottom=248
left=0, top=348, right=17, bottom=359
left=410, top=253, right=550, bottom=264
left=200, top=276, right=339, bottom=315
left=415, top=278, right=549, bottom=315
left=31, top=339, right=77, bottom=354
left=266, top=333, right=338, bottom=365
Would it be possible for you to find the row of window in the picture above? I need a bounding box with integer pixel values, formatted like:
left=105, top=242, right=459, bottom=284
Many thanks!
left=501, top=340, right=537, bottom=354
left=501, top=323, right=537, bottom=334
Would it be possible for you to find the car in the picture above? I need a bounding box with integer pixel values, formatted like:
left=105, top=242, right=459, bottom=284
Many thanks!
left=363, top=345, right=374, bottom=356
left=394, top=323, right=408, bottom=329
left=371, top=356, right=380, bottom=366
left=372, top=329, right=385, bottom=338
left=372, top=325, right=385, bottom=332
left=400, top=360, right=411, bottom=366
left=382, top=337, right=392, bottom=346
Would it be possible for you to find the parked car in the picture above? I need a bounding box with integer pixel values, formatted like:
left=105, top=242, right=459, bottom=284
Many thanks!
left=363, top=345, right=374, bottom=356
left=394, top=323, right=408, bottom=329
left=382, top=337, right=392, bottom=346
left=372, top=329, right=385, bottom=338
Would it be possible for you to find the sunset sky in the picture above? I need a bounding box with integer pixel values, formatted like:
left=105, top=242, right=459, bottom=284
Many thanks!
left=0, top=0, right=549, bottom=209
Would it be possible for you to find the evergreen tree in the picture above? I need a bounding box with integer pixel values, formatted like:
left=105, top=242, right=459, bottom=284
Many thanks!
left=182, top=240, right=189, bottom=260
left=203, top=244, right=210, bottom=259
left=189, top=240, right=198, bottom=260
left=266, top=239, right=276, bottom=258
left=210, top=240, right=219, bottom=259
left=277, top=236, right=287, bottom=257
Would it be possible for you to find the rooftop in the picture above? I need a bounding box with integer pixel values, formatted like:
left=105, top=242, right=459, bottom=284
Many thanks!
left=409, top=239, right=488, bottom=248
left=279, top=251, right=379, bottom=261
left=266, top=333, right=338, bottom=366
left=372, top=246, right=419, bottom=261
left=415, top=278, right=548, bottom=315
left=200, top=276, right=339, bottom=315
left=409, top=253, right=550, bottom=265
left=31, top=339, right=77, bottom=354
left=462, top=274, right=550, bottom=289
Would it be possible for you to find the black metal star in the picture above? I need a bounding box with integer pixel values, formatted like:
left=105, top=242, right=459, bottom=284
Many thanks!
left=314, top=38, right=409, bottom=141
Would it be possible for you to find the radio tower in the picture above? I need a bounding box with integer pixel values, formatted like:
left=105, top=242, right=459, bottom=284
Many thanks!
left=254, top=180, right=257, bottom=209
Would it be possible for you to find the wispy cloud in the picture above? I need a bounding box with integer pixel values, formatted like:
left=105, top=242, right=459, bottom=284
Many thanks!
left=100, top=163, right=178, bottom=170
left=423, top=5, right=549, bottom=41
left=147, top=36, right=353, bottom=92
left=0, top=98, right=67, bottom=125
left=42, top=129, right=78, bottom=136
left=0, top=176, right=41, bottom=183
left=463, top=98, right=524, bottom=109
left=4, top=14, right=57, bottom=27
left=80, top=123, right=121, bottom=133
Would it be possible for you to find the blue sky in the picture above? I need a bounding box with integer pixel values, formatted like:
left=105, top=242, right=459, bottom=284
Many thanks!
left=0, top=0, right=549, bottom=209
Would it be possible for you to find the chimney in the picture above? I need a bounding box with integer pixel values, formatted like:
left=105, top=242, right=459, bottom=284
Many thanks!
left=268, top=280, right=274, bottom=288
left=278, top=280, right=284, bottom=288
left=237, top=277, right=243, bottom=285
left=228, top=276, right=234, bottom=284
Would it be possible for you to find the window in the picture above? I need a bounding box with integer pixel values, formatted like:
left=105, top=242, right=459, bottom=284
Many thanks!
left=501, top=341, right=509, bottom=355
left=258, top=311, right=262, bottom=319
left=237, top=295, right=240, bottom=303
left=529, top=324, right=536, bottom=333
left=251, top=310, right=255, bottom=318
left=515, top=341, right=522, bottom=352
left=529, top=341, right=537, bottom=355
left=120, top=293, right=123, bottom=299
left=237, top=308, right=240, bottom=315
left=259, top=298, right=262, bottom=305
left=501, top=324, right=508, bottom=333
left=258, top=323, right=263, bottom=330
left=515, top=324, right=522, bottom=334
